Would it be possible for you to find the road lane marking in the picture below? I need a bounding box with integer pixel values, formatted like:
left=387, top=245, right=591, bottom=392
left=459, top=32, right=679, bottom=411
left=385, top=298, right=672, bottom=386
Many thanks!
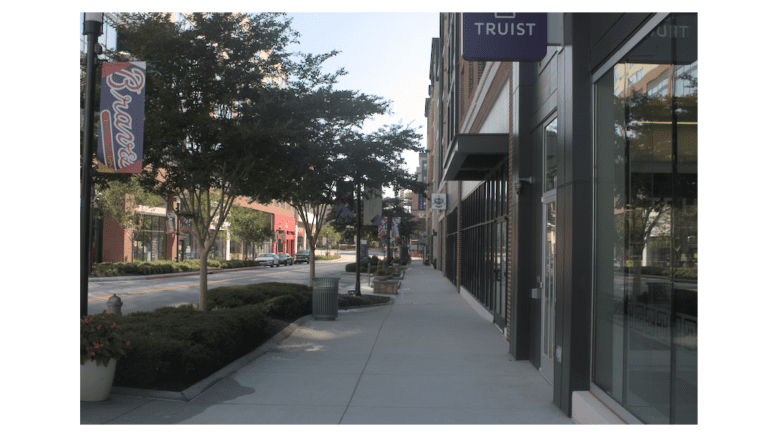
left=87, top=268, right=311, bottom=302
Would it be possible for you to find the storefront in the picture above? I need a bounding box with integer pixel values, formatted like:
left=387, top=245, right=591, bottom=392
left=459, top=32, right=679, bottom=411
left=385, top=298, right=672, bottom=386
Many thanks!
left=273, top=214, right=296, bottom=255
left=131, top=214, right=168, bottom=261
left=427, top=12, right=697, bottom=424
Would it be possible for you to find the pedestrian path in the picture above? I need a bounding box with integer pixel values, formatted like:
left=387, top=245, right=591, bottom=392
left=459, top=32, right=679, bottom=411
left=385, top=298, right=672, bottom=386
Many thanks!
left=81, top=263, right=574, bottom=424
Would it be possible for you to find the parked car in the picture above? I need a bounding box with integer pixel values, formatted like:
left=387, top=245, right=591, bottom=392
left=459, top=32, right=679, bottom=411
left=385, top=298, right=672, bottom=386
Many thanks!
left=295, top=250, right=310, bottom=264
left=278, top=253, right=293, bottom=266
left=256, top=253, right=280, bottom=268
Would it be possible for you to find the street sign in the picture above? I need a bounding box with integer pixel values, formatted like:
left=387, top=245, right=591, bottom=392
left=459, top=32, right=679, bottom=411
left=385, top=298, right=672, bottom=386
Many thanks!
left=462, top=13, right=548, bottom=62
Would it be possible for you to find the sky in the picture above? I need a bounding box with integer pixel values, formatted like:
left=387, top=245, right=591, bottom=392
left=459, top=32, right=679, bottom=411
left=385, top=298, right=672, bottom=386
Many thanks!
left=277, top=12, right=439, bottom=177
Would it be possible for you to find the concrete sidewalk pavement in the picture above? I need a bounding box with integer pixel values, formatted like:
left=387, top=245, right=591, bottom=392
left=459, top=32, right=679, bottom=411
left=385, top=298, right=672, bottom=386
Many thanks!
left=81, top=263, right=574, bottom=424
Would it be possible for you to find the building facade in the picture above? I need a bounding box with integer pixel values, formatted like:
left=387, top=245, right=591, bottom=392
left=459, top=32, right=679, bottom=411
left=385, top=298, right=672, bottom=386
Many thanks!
left=423, top=13, right=697, bottom=424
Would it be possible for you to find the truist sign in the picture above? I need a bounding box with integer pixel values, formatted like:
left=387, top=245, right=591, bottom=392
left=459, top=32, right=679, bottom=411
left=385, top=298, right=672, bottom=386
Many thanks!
left=462, top=13, right=547, bottom=62
left=97, top=62, right=146, bottom=173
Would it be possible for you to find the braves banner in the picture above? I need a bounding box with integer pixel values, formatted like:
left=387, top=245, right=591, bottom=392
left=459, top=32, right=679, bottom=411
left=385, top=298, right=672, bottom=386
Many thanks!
left=334, top=181, right=355, bottom=225
left=363, top=186, right=383, bottom=225
left=165, top=210, right=176, bottom=233
left=96, top=62, right=146, bottom=173
left=391, top=218, right=401, bottom=242
left=378, top=217, right=388, bottom=243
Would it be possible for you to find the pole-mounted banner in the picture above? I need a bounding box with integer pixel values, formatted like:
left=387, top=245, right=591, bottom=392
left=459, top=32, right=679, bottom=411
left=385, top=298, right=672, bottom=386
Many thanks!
left=97, top=62, right=146, bottom=173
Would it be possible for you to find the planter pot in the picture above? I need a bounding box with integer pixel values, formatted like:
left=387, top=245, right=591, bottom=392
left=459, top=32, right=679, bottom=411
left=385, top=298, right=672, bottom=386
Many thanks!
left=374, top=275, right=392, bottom=281
left=81, top=358, right=117, bottom=402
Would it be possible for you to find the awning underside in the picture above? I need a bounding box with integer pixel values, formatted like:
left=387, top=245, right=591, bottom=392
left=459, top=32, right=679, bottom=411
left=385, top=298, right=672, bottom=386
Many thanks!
left=442, top=133, right=509, bottom=181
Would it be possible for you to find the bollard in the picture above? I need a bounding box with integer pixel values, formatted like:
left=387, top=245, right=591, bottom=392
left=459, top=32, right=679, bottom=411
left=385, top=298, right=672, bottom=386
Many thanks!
left=106, top=294, right=123, bottom=316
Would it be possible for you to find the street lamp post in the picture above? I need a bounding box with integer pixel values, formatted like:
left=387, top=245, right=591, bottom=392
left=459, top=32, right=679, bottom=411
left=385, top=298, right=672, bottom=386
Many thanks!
left=81, top=13, right=103, bottom=317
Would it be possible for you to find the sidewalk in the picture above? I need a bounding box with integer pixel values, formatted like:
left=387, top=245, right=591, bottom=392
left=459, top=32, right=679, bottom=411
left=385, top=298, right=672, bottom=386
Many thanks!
left=81, top=263, right=574, bottom=424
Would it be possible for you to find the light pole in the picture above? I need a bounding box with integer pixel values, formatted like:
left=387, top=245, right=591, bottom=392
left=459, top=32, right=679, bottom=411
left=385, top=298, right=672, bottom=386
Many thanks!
left=81, top=13, right=103, bottom=317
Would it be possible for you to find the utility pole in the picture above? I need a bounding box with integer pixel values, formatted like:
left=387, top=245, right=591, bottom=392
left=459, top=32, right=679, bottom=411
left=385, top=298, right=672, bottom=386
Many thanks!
left=81, top=13, right=103, bottom=317
left=355, top=180, right=362, bottom=296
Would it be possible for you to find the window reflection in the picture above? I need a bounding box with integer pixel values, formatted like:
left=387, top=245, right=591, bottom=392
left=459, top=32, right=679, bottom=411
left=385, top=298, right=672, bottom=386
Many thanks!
left=594, top=14, right=697, bottom=424
left=544, top=119, right=558, bottom=192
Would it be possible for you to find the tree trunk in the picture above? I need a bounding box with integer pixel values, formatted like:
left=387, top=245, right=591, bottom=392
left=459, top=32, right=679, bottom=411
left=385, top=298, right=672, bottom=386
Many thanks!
left=199, top=249, right=208, bottom=311
left=309, top=242, right=316, bottom=288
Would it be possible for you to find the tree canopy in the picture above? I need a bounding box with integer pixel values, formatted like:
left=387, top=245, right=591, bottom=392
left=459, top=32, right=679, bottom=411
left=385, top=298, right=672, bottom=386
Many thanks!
left=106, top=12, right=380, bottom=310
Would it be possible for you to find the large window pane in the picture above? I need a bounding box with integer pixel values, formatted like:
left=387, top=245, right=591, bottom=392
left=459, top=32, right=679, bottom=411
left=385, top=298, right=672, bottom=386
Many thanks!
left=594, top=14, right=697, bottom=424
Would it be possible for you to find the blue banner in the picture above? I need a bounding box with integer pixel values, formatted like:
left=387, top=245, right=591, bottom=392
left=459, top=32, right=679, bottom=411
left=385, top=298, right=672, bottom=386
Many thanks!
left=97, top=62, right=146, bottom=173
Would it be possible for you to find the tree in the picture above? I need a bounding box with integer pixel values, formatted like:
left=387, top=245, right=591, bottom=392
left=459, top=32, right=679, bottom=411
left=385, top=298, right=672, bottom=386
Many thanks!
left=108, top=12, right=313, bottom=311
left=278, top=123, right=426, bottom=291
left=228, top=205, right=274, bottom=259
left=318, top=225, right=341, bottom=251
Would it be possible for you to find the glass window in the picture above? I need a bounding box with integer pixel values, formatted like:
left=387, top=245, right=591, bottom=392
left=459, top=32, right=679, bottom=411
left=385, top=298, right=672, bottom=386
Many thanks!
left=132, top=215, right=167, bottom=262
left=594, top=14, right=697, bottom=424
left=544, top=118, right=558, bottom=192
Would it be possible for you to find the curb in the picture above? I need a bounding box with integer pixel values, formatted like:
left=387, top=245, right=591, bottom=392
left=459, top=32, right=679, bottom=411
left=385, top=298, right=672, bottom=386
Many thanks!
left=110, top=315, right=315, bottom=402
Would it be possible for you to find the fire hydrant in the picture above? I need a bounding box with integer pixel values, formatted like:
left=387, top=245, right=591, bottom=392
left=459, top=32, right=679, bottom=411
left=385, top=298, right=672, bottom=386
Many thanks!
left=106, top=294, right=123, bottom=316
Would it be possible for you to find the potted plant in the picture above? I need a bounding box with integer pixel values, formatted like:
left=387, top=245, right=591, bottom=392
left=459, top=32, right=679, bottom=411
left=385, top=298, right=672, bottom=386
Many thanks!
left=374, top=266, right=392, bottom=281
left=81, top=314, right=130, bottom=401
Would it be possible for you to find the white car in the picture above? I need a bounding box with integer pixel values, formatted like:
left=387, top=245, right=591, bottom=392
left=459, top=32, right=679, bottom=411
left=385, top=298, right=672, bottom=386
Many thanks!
left=256, top=253, right=280, bottom=268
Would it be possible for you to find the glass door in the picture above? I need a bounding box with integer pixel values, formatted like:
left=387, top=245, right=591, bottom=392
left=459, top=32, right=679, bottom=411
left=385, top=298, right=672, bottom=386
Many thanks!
left=540, top=196, right=557, bottom=383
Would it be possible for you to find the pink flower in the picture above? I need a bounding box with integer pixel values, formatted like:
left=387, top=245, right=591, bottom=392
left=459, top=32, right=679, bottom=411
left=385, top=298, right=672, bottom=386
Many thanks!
left=109, top=323, right=116, bottom=329
left=125, top=341, right=130, bottom=347
left=91, top=352, right=95, bottom=356
left=96, top=325, right=102, bottom=330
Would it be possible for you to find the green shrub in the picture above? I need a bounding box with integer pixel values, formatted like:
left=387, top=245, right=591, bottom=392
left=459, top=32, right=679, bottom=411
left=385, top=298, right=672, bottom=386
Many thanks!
left=345, top=262, right=378, bottom=273
left=91, top=259, right=266, bottom=277
left=205, top=282, right=312, bottom=319
left=315, top=255, right=341, bottom=261
left=113, top=304, right=271, bottom=388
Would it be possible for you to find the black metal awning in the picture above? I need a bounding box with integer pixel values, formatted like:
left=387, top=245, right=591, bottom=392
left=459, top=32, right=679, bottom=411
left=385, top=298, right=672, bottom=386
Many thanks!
left=442, top=133, right=509, bottom=181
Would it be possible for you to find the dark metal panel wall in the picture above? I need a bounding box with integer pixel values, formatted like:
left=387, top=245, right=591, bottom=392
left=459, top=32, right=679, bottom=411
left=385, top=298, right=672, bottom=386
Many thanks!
left=554, top=13, right=595, bottom=416
left=590, top=14, right=652, bottom=74
left=509, top=60, right=541, bottom=363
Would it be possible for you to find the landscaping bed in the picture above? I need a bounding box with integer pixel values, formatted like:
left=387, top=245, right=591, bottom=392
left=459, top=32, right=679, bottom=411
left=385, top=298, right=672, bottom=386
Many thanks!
left=110, top=283, right=390, bottom=392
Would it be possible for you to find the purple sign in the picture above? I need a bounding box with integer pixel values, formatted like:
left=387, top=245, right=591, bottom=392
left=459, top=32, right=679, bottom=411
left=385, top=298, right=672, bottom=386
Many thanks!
left=462, top=13, right=547, bottom=62
left=97, top=62, right=146, bottom=173
left=418, top=196, right=426, bottom=211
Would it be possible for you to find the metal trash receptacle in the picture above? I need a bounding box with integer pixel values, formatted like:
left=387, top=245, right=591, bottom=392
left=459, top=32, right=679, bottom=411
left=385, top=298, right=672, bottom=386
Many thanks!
left=312, top=277, right=339, bottom=320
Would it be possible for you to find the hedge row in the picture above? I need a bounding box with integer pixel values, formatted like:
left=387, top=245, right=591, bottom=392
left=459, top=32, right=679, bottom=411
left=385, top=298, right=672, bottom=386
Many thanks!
left=91, top=259, right=265, bottom=277
left=344, top=261, right=378, bottom=273
left=205, top=282, right=313, bottom=319
left=112, top=282, right=312, bottom=390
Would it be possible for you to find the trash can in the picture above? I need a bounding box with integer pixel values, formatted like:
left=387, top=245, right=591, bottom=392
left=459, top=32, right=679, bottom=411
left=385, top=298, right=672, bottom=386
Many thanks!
left=312, top=277, right=339, bottom=320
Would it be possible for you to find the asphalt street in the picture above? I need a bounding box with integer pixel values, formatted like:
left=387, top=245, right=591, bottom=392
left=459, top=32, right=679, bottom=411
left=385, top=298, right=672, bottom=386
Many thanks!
left=87, top=260, right=351, bottom=315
